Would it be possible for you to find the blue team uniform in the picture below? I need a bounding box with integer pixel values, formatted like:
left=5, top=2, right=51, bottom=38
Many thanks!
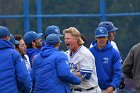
left=89, top=41, right=122, bottom=90
left=0, top=39, right=32, bottom=93
left=26, top=48, right=39, bottom=67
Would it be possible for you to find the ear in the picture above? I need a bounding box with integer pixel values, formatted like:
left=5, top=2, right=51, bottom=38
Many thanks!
left=31, top=41, right=35, bottom=46
left=4, top=35, right=10, bottom=41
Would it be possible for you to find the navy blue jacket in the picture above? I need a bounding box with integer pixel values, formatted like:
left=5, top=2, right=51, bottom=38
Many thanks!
left=89, top=42, right=122, bottom=90
left=31, top=45, right=81, bottom=93
left=0, top=39, right=32, bottom=93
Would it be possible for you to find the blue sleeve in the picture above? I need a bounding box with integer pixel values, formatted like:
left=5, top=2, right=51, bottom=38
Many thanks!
left=56, top=53, right=81, bottom=85
left=14, top=52, right=32, bottom=93
left=110, top=51, right=122, bottom=89
left=80, top=72, right=91, bottom=79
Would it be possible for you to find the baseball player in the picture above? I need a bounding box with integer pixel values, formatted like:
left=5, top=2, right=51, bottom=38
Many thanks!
left=63, top=27, right=101, bottom=93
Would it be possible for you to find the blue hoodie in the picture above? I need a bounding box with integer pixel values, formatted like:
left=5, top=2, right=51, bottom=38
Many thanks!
left=31, top=45, right=81, bottom=93
left=0, top=39, right=32, bottom=93
left=89, top=42, right=122, bottom=90
left=26, top=48, right=39, bottom=67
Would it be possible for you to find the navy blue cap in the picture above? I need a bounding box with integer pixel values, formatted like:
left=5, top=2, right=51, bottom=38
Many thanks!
left=45, top=25, right=63, bottom=37
left=46, top=34, right=61, bottom=45
left=23, top=31, right=43, bottom=45
left=95, top=27, right=108, bottom=38
left=0, top=26, right=10, bottom=38
left=98, top=21, right=118, bottom=32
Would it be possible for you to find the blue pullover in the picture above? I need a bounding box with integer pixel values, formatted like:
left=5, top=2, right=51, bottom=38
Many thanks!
left=89, top=42, right=122, bottom=90
left=0, top=39, right=32, bottom=93
left=26, top=48, right=39, bottom=67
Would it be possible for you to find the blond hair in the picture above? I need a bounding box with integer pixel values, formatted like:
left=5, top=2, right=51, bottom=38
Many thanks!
left=63, top=27, right=84, bottom=45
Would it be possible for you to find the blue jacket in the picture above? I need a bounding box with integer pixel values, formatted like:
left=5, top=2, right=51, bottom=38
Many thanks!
left=0, top=39, right=32, bottom=93
left=31, top=45, right=81, bottom=93
left=26, top=48, right=39, bottom=67
left=89, top=42, right=122, bottom=90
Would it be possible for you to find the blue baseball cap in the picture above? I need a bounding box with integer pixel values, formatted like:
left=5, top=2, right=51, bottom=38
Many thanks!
left=95, top=27, right=108, bottom=38
left=23, top=31, right=43, bottom=45
left=46, top=33, right=62, bottom=45
left=98, top=21, right=118, bottom=32
left=0, top=26, right=10, bottom=38
left=9, top=34, right=16, bottom=44
left=45, top=25, right=63, bottom=37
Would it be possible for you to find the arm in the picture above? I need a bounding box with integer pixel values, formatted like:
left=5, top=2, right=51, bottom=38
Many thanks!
left=14, top=52, right=32, bottom=93
left=110, top=51, right=122, bottom=89
left=56, top=53, right=81, bottom=85
left=122, top=48, right=134, bottom=79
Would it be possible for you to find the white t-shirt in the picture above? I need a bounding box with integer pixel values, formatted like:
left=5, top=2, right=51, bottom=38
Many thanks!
left=65, top=45, right=99, bottom=89
left=24, top=55, right=31, bottom=72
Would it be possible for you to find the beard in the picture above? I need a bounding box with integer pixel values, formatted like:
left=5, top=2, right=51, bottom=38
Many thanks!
left=35, top=42, right=42, bottom=49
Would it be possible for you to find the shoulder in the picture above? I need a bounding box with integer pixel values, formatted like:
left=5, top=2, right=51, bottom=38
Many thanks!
left=111, top=41, right=119, bottom=51
left=53, top=51, right=68, bottom=60
left=10, top=49, right=21, bottom=57
left=79, top=45, right=94, bottom=57
left=132, top=42, right=140, bottom=50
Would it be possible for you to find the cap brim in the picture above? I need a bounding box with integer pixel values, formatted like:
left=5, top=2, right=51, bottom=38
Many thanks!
left=60, top=40, right=62, bottom=42
left=110, top=27, right=118, bottom=32
left=37, top=33, right=43, bottom=38
left=95, top=35, right=108, bottom=38
left=15, top=40, right=19, bottom=45
left=58, top=34, right=63, bottom=37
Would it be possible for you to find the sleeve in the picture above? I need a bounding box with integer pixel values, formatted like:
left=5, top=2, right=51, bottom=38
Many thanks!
left=122, top=47, right=134, bottom=79
left=110, top=51, right=122, bottom=89
left=80, top=54, right=93, bottom=73
left=56, top=53, right=81, bottom=85
left=14, top=52, right=32, bottom=93
left=78, top=54, right=94, bottom=80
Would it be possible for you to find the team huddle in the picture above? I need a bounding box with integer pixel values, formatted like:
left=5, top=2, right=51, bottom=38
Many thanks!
left=0, top=21, right=138, bottom=93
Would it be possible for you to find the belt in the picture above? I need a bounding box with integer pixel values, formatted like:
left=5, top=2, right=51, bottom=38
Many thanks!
left=73, top=87, right=95, bottom=92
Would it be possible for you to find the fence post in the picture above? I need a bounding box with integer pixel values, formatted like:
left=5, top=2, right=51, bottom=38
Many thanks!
left=100, top=0, right=106, bottom=21
left=24, top=0, right=29, bottom=33
left=37, top=0, right=42, bottom=33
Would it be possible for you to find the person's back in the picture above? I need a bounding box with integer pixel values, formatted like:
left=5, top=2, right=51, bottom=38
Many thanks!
left=0, top=26, right=32, bottom=93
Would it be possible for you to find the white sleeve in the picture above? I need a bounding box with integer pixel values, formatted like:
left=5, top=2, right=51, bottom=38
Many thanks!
left=80, top=54, right=94, bottom=73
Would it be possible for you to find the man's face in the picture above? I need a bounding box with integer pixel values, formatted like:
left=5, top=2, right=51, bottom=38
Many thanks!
left=18, top=39, right=27, bottom=55
left=96, top=36, right=108, bottom=49
left=34, top=38, right=42, bottom=48
left=64, top=33, right=78, bottom=50
left=109, top=31, right=116, bottom=41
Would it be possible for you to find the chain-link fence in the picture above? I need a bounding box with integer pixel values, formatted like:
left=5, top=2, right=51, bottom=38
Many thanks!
left=0, top=0, right=140, bottom=59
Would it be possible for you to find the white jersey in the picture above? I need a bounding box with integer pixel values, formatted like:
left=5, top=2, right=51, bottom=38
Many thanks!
left=110, top=41, right=119, bottom=52
left=24, top=55, right=31, bottom=72
left=65, top=45, right=99, bottom=89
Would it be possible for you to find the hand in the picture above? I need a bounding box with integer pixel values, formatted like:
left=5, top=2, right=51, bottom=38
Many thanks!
left=105, top=86, right=114, bottom=93
left=75, top=71, right=81, bottom=77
